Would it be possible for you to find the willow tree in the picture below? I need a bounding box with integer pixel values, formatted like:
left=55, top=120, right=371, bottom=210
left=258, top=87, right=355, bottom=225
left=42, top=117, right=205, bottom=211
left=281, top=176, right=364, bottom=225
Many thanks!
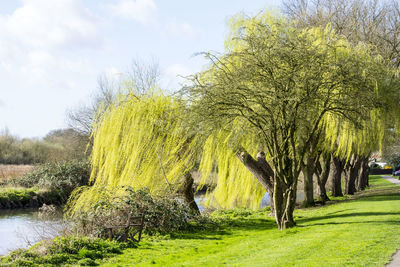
left=67, top=92, right=200, bottom=215
left=188, top=13, right=390, bottom=229
left=283, top=0, right=400, bottom=68
left=325, top=105, right=400, bottom=195
left=284, top=0, right=400, bottom=190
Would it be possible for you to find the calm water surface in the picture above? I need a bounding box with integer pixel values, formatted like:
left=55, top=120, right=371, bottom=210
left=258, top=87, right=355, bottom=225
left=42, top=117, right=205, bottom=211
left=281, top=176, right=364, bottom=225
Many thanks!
left=0, top=209, right=64, bottom=255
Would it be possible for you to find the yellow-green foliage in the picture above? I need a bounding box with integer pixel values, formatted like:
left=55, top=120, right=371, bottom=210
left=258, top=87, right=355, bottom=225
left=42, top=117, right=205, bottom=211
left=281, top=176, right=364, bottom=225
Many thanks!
left=321, top=47, right=400, bottom=160
left=68, top=93, right=197, bottom=215
left=67, top=91, right=267, bottom=214
left=198, top=124, right=266, bottom=210
left=68, top=13, right=400, bottom=215
left=323, top=111, right=383, bottom=160
left=195, top=13, right=400, bottom=208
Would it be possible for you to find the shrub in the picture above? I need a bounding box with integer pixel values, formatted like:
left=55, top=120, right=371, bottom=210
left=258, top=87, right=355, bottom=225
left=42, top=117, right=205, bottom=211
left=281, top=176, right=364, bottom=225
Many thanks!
left=369, top=163, right=382, bottom=170
left=77, top=258, right=97, bottom=266
left=10, top=160, right=90, bottom=200
left=0, top=236, right=128, bottom=266
left=71, top=187, right=192, bottom=238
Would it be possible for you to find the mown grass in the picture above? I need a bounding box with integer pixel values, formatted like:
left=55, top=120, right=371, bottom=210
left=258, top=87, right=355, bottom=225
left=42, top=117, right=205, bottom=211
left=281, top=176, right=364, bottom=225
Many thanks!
left=100, top=175, right=400, bottom=267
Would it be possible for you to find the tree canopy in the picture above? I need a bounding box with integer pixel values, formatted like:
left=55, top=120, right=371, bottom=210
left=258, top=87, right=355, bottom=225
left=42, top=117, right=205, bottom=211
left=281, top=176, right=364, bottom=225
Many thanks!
left=188, top=13, right=396, bottom=229
left=68, top=12, right=400, bottom=230
left=67, top=92, right=198, bottom=215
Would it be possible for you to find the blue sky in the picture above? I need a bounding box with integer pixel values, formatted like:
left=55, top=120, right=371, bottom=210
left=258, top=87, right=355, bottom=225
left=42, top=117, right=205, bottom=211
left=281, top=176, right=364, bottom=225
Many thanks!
left=0, top=0, right=282, bottom=138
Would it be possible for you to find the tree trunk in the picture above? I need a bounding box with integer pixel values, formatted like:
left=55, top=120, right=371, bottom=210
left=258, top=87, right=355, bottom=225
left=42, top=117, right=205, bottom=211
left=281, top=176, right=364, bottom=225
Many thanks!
left=315, top=153, right=331, bottom=203
left=273, top=178, right=296, bottom=230
left=180, top=172, right=200, bottom=215
left=302, top=156, right=315, bottom=207
left=237, top=150, right=275, bottom=214
left=238, top=149, right=298, bottom=229
left=357, top=156, right=369, bottom=191
left=345, top=155, right=362, bottom=195
left=365, top=161, right=370, bottom=187
left=267, top=188, right=275, bottom=215
left=344, top=165, right=350, bottom=194
left=330, top=154, right=344, bottom=197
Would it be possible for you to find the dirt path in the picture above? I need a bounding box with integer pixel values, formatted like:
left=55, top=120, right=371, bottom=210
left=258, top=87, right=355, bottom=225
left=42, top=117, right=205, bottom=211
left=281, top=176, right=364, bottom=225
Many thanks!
left=382, top=175, right=400, bottom=267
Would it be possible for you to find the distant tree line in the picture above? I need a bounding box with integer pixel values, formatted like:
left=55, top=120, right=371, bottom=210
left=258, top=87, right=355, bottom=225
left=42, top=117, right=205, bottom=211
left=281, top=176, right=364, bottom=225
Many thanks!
left=0, top=128, right=89, bottom=165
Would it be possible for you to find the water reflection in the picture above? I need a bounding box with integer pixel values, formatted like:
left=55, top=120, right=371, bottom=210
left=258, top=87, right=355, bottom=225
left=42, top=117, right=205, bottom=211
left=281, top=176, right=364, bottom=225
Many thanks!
left=0, top=209, right=64, bottom=255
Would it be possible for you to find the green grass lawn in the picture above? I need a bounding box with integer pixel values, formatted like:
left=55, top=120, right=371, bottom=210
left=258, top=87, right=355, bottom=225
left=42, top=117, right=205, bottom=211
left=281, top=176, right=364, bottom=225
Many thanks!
left=100, top=175, right=400, bottom=267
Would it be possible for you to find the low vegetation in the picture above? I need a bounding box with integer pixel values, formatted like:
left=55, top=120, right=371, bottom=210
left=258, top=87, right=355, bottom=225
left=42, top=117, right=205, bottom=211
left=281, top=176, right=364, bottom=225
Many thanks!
left=0, top=161, right=90, bottom=208
left=10, top=160, right=90, bottom=200
left=0, top=165, right=34, bottom=184
left=0, top=236, right=134, bottom=266
left=68, top=187, right=194, bottom=238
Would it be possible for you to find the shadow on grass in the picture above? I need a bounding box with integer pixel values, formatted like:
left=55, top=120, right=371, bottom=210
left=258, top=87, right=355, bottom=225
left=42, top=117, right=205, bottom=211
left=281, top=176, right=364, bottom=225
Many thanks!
left=321, top=188, right=399, bottom=207
left=355, top=193, right=400, bottom=202
left=297, top=211, right=400, bottom=225
left=299, top=220, right=400, bottom=227
left=169, top=217, right=276, bottom=240
left=324, top=209, right=353, bottom=216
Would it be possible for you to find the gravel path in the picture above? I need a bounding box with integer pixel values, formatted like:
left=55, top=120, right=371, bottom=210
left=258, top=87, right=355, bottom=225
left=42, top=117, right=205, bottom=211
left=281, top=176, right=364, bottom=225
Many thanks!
left=381, top=175, right=400, bottom=186
left=382, top=175, right=400, bottom=267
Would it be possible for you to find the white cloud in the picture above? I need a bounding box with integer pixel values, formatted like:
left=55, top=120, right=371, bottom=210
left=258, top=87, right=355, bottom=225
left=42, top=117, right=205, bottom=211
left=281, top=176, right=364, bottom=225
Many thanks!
left=19, top=50, right=53, bottom=83
left=0, top=0, right=101, bottom=87
left=166, top=21, right=195, bottom=38
left=108, top=0, right=157, bottom=24
left=0, top=0, right=100, bottom=49
left=107, top=0, right=195, bottom=39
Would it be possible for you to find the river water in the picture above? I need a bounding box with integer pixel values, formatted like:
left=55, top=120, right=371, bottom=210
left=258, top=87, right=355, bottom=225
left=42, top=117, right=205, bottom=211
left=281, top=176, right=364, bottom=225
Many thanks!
left=0, top=209, right=64, bottom=255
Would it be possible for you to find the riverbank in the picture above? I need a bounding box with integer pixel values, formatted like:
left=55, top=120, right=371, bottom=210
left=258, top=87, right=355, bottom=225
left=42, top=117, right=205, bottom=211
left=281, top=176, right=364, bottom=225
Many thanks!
left=0, top=187, right=64, bottom=209
left=0, top=161, right=90, bottom=209
left=1, top=175, right=399, bottom=266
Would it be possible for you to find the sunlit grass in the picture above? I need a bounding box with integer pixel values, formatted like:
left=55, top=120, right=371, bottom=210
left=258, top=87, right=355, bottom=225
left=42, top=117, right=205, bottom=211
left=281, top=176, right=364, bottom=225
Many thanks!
left=101, top=175, right=400, bottom=266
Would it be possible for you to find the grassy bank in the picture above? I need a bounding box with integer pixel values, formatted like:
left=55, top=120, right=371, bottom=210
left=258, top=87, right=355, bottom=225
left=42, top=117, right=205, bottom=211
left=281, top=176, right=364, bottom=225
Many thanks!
left=0, top=187, right=64, bottom=208
left=1, top=175, right=399, bottom=266
left=0, top=161, right=90, bottom=209
left=101, top=175, right=400, bottom=266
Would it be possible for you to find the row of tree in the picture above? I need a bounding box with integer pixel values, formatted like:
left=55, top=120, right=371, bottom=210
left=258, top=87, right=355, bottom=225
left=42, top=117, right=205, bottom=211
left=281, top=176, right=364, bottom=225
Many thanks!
left=68, top=0, right=400, bottom=230
left=0, top=128, right=88, bottom=164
